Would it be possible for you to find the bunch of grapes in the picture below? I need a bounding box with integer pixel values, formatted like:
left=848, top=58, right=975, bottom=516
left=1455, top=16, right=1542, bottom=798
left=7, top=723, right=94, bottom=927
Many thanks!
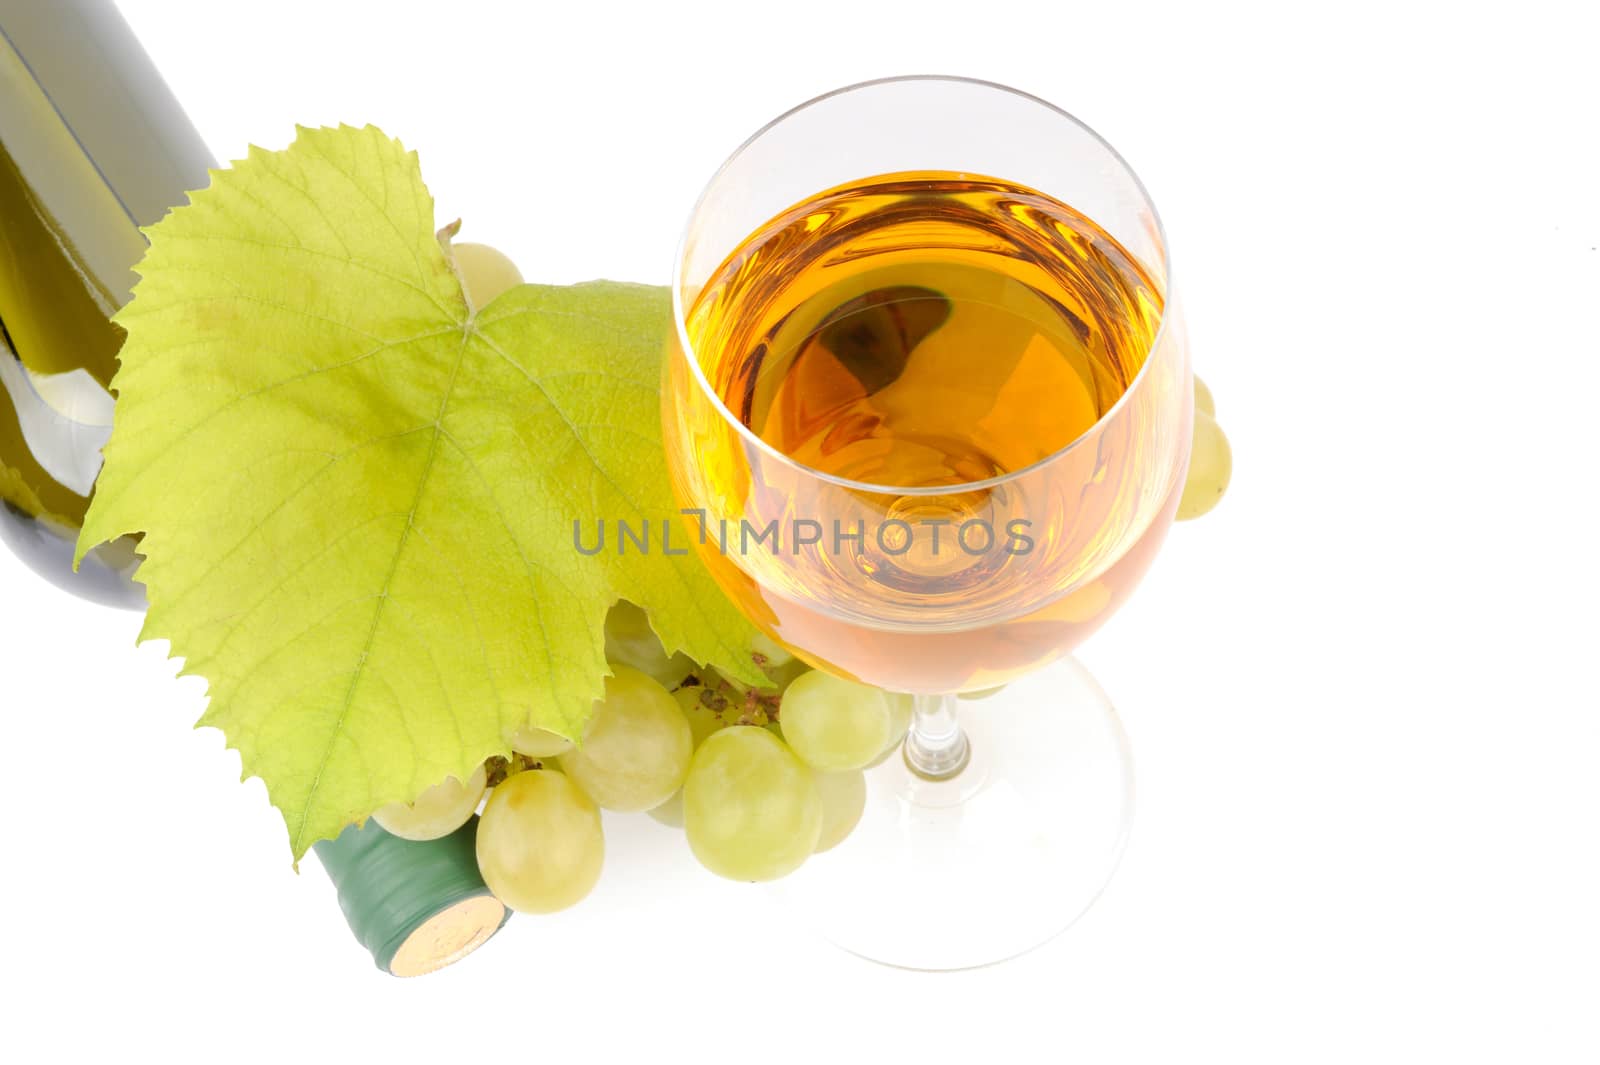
left=369, top=599, right=910, bottom=915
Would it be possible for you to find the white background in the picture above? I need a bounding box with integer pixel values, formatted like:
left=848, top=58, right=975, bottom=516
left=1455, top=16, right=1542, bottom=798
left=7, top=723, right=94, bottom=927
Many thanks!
left=3, top=0, right=1597, bottom=1060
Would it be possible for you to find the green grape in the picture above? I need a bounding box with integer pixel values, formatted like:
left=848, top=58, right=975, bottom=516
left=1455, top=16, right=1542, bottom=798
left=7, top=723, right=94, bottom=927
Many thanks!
left=605, top=600, right=697, bottom=688
left=813, top=770, right=866, bottom=853
left=751, top=632, right=795, bottom=670
left=683, top=727, right=822, bottom=881
left=476, top=769, right=603, bottom=914
left=863, top=744, right=896, bottom=770
left=647, top=789, right=684, bottom=828
left=507, top=725, right=574, bottom=759
left=371, top=764, right=486, bottom=841
left=1194, top=373, right=1216, bottom=417
left=763, top=658, right=812, bottom=696
left=885, top=691, right=912, bottom=746
left=863, top=693, right=913, bottom=768
left=453, top=241, right=524, bottom=308
left=750, top=633, right=809, bottom=694
left=779, top=670, right=897, bottom=771
left=561, top=665, right=693, bottom=811
left=1178, top=410, right=1232, bottom=520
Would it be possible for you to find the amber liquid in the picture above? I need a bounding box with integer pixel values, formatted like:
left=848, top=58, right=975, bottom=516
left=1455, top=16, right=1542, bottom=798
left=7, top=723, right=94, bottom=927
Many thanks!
left=694, top=172, right=1160, bottom=490
left=672, top=172, right=1182, bottom=692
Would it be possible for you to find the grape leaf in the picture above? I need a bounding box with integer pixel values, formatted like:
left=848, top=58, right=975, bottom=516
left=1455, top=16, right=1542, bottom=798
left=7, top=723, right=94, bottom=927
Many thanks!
left=76, top=125, right=763, bottom=861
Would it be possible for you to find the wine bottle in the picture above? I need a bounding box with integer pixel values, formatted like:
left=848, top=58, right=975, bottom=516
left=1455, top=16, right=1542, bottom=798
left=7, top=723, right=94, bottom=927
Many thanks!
left=0, top=0, right=213, bottom=606
left=314, top=817, right=510, bottom=977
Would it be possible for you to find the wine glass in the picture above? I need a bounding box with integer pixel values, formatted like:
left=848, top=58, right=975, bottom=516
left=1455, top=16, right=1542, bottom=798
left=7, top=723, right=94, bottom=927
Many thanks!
left=662, top=75, right=1191, bottom=969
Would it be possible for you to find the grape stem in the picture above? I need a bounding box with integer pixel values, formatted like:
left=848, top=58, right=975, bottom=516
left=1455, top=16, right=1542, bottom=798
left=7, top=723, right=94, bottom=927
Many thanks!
left=688, top=670, right=781, bottom=728
left=903, top=693, right=969, bottom=780
left=483, top=753, right=545, bottom=789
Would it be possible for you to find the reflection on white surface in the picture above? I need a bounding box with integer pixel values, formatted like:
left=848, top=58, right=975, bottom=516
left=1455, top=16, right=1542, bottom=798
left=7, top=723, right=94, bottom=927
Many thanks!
left=0, top=338, right=114, bottom=496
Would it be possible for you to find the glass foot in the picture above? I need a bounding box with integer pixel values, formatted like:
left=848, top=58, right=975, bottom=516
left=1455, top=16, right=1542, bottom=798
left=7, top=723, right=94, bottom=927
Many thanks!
left=770, top=656, right=1133, bottom=970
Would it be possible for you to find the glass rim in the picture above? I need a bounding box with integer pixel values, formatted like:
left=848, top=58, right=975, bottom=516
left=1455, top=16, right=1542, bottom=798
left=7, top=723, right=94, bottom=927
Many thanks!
left=670, top=73, right=1174, bottom=498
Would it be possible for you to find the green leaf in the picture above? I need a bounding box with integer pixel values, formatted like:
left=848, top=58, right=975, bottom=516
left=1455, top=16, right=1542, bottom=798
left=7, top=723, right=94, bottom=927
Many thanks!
left=77, top=125, right=762, bottom=861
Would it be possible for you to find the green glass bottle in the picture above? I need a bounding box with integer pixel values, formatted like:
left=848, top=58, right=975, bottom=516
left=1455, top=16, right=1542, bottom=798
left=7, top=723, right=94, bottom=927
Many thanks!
left=314, top=817, right=510, bottom=977
left=0, top=0, right=213, bottom=606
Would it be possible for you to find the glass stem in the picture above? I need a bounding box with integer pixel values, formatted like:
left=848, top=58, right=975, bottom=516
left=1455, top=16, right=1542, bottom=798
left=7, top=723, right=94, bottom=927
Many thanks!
left=903, top=693, right=970, bottom=780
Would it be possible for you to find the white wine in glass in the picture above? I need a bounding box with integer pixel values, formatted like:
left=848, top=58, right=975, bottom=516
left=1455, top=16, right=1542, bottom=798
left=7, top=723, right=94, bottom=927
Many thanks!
left=663, top=77, right=1192, bottom=968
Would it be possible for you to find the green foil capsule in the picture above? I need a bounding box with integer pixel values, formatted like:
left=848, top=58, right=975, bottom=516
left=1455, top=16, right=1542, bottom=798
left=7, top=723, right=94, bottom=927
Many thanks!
left=314, top=815, right=509, bottom=977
